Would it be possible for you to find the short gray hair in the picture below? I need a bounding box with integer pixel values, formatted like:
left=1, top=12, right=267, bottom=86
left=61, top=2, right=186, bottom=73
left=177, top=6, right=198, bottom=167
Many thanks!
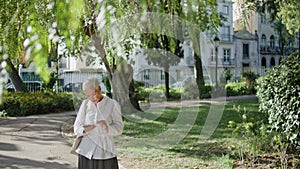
left=82, top=78, right=100, bottom=91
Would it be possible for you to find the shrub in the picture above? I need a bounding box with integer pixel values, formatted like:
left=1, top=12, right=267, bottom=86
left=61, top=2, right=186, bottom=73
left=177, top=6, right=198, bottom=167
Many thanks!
left=228, top=105, right=274, bottom=166
left=169, top=87, right=181, bottom=100
left=136, top=81, right=253, bottom=102
left=200, top=84, right=213, bottom=99
left=0, top=96, right=23, bottom=116
left=242, top=72, right=259, bottom=94
left=225, top=82, right=250, bottom=96
left=182, top=83, right=199, bottom=99
left=137, top=85, right=166, bottom=102
left=0, top=92, right=74, bottom=117
left=137, top=86, right=150, bottom=101
left=256, top=52, right=300, bottom=147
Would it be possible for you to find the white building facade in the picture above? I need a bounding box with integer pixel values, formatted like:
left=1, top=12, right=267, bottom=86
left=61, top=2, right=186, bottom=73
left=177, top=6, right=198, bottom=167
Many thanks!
left=233, top=0, right=299, bottom=76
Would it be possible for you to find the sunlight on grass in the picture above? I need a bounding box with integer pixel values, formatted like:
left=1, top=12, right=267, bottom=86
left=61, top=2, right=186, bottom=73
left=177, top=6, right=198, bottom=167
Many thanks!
left=117, top=98, right=260, bottom=168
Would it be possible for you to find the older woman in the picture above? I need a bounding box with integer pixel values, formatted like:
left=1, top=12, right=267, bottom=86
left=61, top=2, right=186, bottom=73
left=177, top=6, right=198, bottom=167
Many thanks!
left=73, top=77, right=124, bottom=169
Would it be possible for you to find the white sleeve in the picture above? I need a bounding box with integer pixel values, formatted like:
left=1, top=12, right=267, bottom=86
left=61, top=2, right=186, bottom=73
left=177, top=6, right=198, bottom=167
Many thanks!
left=107, top=101, right=124, bottom=136
left=73, top=100, right=88, bottom=136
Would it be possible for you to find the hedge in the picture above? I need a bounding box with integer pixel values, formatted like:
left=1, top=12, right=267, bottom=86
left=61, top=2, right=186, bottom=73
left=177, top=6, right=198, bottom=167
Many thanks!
left=0, top=92, right=74, bottom=117
left=257, top=52, right=300, bottom=147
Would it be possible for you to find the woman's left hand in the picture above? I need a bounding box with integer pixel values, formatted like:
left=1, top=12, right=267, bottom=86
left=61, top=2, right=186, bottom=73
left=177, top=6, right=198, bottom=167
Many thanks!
left=97, top=120, right=108, bottom=133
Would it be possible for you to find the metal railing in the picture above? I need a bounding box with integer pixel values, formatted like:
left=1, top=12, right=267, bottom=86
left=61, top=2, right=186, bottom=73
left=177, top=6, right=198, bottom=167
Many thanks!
left=221, top=34, right=234, bottom=42
left=206, top=33, right=234, bottom=42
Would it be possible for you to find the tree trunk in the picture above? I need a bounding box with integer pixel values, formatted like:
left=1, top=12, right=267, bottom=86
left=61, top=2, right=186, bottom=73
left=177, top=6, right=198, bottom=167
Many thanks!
left=129, top=79, right=142, bottom=111
left=92, top=36, right=141, bottom=113
left=6, top=58, right=27, bottom=92
left=164, top=66, right=170, bottom=100
left=110, top=61, right=142, bottom=114
left=194, top=51, right=205, bottom=99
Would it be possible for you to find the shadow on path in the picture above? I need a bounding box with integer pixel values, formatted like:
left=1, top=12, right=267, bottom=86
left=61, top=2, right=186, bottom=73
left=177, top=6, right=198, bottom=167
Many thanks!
left=0, top=154, right=75, bottom=169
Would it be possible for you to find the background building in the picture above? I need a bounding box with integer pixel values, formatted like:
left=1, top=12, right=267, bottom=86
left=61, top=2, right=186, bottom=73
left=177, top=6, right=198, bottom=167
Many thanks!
left=233, top=0, right=299, bottom=76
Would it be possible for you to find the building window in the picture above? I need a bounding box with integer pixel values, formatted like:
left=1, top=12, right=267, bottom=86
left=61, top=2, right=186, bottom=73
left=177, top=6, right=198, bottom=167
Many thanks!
left=261, top=57, right=266, bottom=67
left=270, top=57, right=276, bottom=67
left=59, top=62, right=67, bottom=68
left=143, top=69, right=150, bottom=80
left=222, top=26, right=231, bottom=41
left=223, top=49, right=231, bottom=64
left=223, top=5, right=229, bottom=15
left=270, top=35, right=275, bottom=48
left=160, top=70, right=164, bottom=80
left=243, top=44, right=249, bottom=58
left=211, top=48, right=214, bottom=61
left=261, top=34, right=266, bottom=46
left=21, top=72, right=41, bottom=81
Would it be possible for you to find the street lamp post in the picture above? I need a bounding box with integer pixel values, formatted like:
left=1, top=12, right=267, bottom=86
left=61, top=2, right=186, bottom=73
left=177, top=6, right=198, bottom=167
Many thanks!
left=214, top=36, right=220, bottom=89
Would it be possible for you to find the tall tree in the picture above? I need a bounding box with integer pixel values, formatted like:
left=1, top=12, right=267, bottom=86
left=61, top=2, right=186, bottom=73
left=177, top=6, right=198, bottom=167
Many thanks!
left=0, top=1, right=32, bottom=92
left=181, top=0, right=221, bottom=94
left=139, top=0, right=221, bottom=99
left=272, top=20, right=295, bottom=56
left=139, top=1, right=183, bottom=100
left=0, top=0, right=69, bottom=91
left=141, top=33, right=183, bottom=100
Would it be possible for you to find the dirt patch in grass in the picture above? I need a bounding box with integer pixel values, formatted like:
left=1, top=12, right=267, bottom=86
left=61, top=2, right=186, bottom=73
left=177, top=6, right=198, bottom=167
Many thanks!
left=233, top=153, right=300, bottom=169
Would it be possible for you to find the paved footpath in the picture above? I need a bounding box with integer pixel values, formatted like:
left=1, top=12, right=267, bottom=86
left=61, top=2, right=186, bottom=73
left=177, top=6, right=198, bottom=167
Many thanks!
left=0, top=95, right=256, bottom=169
left=0, top=112, right=78, bottom=169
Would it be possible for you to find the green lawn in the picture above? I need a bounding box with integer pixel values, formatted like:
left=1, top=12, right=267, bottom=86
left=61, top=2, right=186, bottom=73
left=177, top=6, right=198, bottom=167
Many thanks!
left=116, top=98, right=261, bottom=169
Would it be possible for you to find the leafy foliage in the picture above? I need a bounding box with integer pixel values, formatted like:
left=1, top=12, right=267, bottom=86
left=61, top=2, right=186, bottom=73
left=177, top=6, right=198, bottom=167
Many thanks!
left=242, top=71, right=259, bottom=94
left=256, top=52, right=300, bottom=147
left=137, top=81, right=254, bottom=102
left=0, top=92, right=74, bottom=116
left=226, top=82, right=249, bottom=96
left=182, top=83, right=213, bottom=99
left=228, top=105, right=280, bottom=167
left=1, top=0, right=222, bottom=111
left=229, top=106, right=268, bottom=142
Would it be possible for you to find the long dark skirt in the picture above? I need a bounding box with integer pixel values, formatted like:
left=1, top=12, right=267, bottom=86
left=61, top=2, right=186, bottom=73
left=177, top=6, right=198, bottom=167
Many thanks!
left=78, top=154, right=119, bottom=169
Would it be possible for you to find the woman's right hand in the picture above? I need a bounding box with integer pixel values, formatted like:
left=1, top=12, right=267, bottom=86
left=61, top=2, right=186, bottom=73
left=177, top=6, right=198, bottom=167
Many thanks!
left=83, top=125, right=96, bottom=133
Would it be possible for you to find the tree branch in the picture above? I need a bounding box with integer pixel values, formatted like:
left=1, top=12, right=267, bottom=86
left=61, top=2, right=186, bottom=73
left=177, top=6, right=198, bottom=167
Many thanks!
left=92, top=36, right=112, bottom=80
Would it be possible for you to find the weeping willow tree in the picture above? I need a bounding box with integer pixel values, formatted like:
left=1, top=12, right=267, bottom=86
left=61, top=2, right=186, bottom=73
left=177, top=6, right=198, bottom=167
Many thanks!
left=0, top=0, right=221, bottom=112
left=0, top=0, right=85, bottom=93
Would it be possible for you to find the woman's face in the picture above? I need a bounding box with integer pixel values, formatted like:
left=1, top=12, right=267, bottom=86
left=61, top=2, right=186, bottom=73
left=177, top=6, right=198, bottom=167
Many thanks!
left=84, top=87, right=102, bottom=104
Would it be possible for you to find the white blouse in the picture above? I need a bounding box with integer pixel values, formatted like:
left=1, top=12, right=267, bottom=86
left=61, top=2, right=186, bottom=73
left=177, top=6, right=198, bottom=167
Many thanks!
left=73, top=96, right=124, bottom=159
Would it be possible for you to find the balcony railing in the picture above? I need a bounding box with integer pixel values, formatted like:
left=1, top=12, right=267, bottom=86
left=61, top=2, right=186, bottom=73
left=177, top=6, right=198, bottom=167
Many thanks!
left=206, top=33, right=234, bottom=42
left=260, top=45, right=298, bottom=54
left=260, top=45, right=278, bottom=53
left=221, top=34, right=234, bottom=42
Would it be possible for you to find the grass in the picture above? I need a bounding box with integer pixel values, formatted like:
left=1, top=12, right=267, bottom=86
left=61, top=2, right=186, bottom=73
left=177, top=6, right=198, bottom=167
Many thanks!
left=116, top=98, right=261, bottom=169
